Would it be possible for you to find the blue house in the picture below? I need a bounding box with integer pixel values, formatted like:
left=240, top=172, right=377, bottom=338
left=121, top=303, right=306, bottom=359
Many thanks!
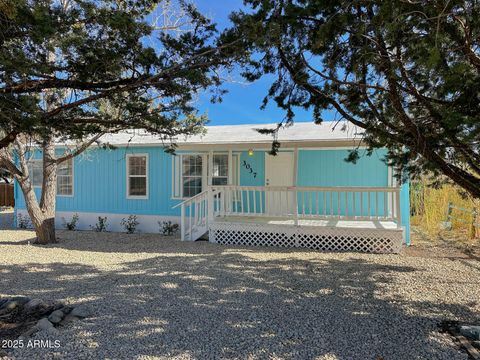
left=14, top=122, right=410, bottom=253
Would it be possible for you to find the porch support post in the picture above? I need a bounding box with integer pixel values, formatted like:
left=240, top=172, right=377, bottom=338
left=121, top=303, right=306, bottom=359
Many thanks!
left=395, top=189, right=402, bottom=228
left=228, top=150, right=233, bottom=185
left=207, top=187, right=214, bottom=222
left=293, top=147, right=299, bottom=226
left=208, top=150, right=213, bottom=186
left=293, top=146, right=298, bottom=186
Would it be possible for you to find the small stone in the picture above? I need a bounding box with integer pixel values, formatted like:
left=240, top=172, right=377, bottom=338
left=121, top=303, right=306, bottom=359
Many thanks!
left=36, top=318, right=54, bottom=331
left=10, top=296, right=30, bottom=304
left=459, top=325, right=480, bottom=340
left=472, top=340, right=480, bottom=349
left=19, top=326, right=38, bottom=339
left=60, top=314, right=81, bottom=324
left=0, top=296, right=31, bottom=313
left=48, top=309, right=65, bottom=324
left=70, top=304, right=92, bottom=319
left=24, top=298, right=47, bottom=310
left=61, top=305, right=73, bottom=314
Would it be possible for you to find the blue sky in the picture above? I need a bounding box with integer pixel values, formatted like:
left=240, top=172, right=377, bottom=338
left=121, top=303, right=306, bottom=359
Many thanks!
left=194, top=0, right=313, bottom=126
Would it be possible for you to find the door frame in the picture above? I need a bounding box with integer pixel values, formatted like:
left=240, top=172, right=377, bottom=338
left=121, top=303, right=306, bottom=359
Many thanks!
left=264, top=151, right=295, bottom=187
left=264, top=151, right=296, bottom=215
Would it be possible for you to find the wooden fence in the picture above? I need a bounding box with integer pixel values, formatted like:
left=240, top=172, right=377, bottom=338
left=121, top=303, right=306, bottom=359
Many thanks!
left=0, top=183, right=14, bottom=207
left=443, top=202, right=480, bottom=239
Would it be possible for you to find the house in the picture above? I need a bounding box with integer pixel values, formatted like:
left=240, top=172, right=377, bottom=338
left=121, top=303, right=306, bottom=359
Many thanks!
left=14, top=122, right=410, bottom=252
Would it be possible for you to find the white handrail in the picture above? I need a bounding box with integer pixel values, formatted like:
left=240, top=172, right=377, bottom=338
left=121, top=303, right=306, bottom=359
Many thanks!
left=175, top=190, right=209, bottom=241
left=172, top=190, right=209, bottom=209
left=210, top=185, right=402, bottom=227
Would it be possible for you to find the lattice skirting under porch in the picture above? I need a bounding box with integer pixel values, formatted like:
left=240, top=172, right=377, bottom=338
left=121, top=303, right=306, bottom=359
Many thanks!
left=209, top=222, right=403, bottom=253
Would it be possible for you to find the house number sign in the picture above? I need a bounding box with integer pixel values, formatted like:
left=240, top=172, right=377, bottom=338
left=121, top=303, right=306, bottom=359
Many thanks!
left=242, top=160, right=257, bottom=178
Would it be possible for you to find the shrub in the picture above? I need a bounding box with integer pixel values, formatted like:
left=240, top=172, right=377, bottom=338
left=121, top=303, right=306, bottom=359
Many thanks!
left=121, top=215, right=139, bottom=234
left=410, top=178, right=479, bottom=240
left=62, top=213, right=79, bottom=231
left=17, top=213, right=30, bottom=229
left=160, top=221, right=179, bottom=236
left=90, top=216, right=108, bottom=232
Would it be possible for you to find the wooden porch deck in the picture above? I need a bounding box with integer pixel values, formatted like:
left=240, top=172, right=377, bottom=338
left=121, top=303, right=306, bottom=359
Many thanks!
left=179, top=185, right=405, bottom=253
left=212, top=215, right=400, bottom=230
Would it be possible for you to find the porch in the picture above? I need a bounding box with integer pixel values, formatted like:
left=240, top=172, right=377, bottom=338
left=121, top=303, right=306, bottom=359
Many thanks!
left=178, top=185, right=404, bottom=253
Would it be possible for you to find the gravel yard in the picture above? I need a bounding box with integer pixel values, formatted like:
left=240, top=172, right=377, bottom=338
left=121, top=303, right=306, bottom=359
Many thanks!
left=0, top=229, right=479, bottom=360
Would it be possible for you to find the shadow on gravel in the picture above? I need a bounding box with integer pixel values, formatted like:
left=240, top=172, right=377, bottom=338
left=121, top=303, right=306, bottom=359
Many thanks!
left=1, top=239, right=478, bottom=359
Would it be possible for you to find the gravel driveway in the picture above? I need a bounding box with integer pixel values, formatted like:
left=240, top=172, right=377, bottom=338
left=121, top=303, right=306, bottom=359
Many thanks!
left=0, top=230, right=479, bottom=359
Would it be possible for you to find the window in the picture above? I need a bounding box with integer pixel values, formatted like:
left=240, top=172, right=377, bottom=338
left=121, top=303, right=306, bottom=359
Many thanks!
left=27, top=159, right=74, bottom=195
left=57, top=158, right=73, bottom=196
left=182, top=155, right=203, bottom=197
left=27, top=160, right=43, bottom=187
left=127, top=155, right=148, bottom=198
left=212, top=154, right=228, bottom=186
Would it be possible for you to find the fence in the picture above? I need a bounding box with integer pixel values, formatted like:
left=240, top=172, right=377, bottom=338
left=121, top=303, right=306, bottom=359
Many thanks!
left=0, top=183, right=14, bottom=207
left=443, top=202, right=480, bottom=239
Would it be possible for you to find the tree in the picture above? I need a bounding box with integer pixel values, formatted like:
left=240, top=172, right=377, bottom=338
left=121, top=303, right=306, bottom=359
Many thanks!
left=0, top=0, right=238, bottom=243
left=0, top=168, right=10, bottom=183
left=226, top=0, right=480, bottom=197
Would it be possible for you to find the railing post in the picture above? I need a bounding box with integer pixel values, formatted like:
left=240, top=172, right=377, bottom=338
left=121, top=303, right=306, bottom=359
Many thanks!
left=395, top=189, right=402, bottom=228
left=294, top=187, right=299, bottom=226
left=180, top=203, right=185, bottom=241
left=208, top=187, right=214, bottom=222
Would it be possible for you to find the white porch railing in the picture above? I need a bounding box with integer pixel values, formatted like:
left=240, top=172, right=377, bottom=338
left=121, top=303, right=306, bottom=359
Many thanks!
left=173, top=190, right=209, bottom=241
left=209, top=185, right=402, bottom=227
left=175, top=185, right=403, bottom=241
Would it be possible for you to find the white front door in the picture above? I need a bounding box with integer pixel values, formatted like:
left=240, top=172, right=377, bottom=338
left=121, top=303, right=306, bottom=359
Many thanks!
left=265, top=152, right=295, bottom=215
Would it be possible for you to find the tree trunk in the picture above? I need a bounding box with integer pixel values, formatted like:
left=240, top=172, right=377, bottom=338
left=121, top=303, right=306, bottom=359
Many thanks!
left=14, top=138, right=58, bottom=244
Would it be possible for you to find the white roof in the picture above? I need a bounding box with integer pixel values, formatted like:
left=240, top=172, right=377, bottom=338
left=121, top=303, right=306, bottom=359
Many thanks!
left=98, top=121, right=362, bottom=146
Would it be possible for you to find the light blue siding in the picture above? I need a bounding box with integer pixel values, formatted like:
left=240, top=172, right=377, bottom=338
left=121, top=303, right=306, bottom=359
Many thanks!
left=297, top=149, right=389, bottom=187
left=15, top=147, right=182, bottom=216
left=15, top=146, right=410, bottom=243
left=401, top=182, right=411, bottom=245
left=239, top=151, right=265, bottom=186
left=297, top=149, right=389, bottom=217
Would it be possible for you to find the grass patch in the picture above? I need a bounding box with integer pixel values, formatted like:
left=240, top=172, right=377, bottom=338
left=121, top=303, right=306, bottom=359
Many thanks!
left=410, top=179, right=479, bottom=243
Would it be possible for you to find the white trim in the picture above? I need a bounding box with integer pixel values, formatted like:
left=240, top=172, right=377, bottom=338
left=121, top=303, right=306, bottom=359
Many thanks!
left=126, top=153, right=149, bottom=200
left=297, top=146, right=369, bottom=150
left=228, top=150, right=233, bottom=185
left=57, top=157, right=74, bottom=197
left=293, top=147, right=298, bottom=186
left=208, top=150, right=213, bottom=186
left=171, top=152, right=237, bottom=200
left=16, top=209, right=180, bottom=234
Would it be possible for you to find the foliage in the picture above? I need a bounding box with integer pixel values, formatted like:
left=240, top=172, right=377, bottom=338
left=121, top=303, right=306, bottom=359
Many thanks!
left=91, top=216, right=108, bottom=232
left=227, top=0, right=480, bottom=197
left=0, top=168, right=10, bottom=183
left=411, top=178, right=478, bottom=239
left=121, top=215, right=139, bottom=234
left=62, top=213, right=79, bottom=231
left=160, top=220, right=179, bottom=236
left=17, top=213, right=30, bottom=229
left=0, top=0, right=239, bottom=243
left=0, top=0, right=238, bottom=150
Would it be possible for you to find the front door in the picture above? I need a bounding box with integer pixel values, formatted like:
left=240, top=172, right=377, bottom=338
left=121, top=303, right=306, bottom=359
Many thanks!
left=265, top=152, right=295, bottom=215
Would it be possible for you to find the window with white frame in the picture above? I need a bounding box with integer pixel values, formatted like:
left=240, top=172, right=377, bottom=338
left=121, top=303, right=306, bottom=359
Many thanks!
left=127, top=155, right=148, bottom=198
left=57, top=158, right=73, bottom=196
left=182, top=155, right=203, bottom=197
left=212, top=154, right=228, bottom=186
left=27, top=160, right=43, bottom=187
